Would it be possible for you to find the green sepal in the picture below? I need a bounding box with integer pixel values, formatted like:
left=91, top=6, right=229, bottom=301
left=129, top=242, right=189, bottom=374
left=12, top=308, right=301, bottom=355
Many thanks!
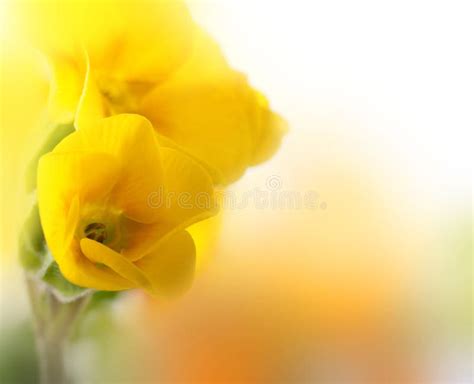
left=42, top=262, right=91, bottom=302
left=25, top=122, right=75, bottom=193
left=86, top=291, right=122, bottom=312
left=18, top=205, right=46, bottom=271
left=18, top=205, right=88, bottom=302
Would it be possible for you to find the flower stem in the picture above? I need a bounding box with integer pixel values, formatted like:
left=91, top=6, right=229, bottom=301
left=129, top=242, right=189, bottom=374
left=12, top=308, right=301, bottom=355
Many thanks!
left=26, top=275, right=91, bottom=384
left=36, top=332, right=66, bottom=384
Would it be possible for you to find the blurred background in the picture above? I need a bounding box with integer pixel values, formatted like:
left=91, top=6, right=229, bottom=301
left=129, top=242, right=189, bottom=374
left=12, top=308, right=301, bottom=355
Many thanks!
left=1, top=0, right=472, bottom=383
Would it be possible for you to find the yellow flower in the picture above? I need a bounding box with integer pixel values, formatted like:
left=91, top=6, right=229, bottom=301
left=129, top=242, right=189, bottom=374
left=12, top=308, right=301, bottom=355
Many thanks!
left=13, top=0, right=287, bottom=185
left=12, top=0, right=194, bottom=123
left=37, top=114, right=216, bottom=294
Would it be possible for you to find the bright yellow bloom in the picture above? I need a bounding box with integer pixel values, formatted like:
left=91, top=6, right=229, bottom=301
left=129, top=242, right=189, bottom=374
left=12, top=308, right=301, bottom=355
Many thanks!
left=37, top=114, right=216, bottom=294
left=13, top=0, right=287, bottom=185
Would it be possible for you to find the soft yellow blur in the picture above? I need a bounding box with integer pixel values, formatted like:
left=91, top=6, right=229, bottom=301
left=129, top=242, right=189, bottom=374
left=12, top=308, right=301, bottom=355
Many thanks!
left=0, top=17, right=49, bottom=260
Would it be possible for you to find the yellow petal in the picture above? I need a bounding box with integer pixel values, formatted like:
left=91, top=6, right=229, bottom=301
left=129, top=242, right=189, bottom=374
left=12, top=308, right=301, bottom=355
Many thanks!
left=186, top=212, right=223, bottom=272
left=120, top=219, right=174, bottom=262
left=63, top=194, right=80, bottom=256
left=139, top=29, right=255, bottom=184
left=55, top=114, right=164, bottom=223
left=160, top=147, right=218, bottom=225
left=12, top=0, right=193, bottom=82
left=155, top=132, right=224, bottom=185
left=247, top=91, right=289, bottom=166
left=119, top=147, right=219, bottom=262
left=48, top=55, right=86, bottom=124
left=80, top=238, right=153, bottom=293
left=157, top=26, right=231, bottom=84
left=75, top=54, right=109, bottom=130
left=60, top=240, right=135, bottom=291
left=37, top=151, right=120, bottom=262
left=10, top=0, right=81, bottom=59
left=140, top=75, right=255, bottom=184
left=135, top=230, right=196, bottom=297
left=94, top=0, right=193, bottom=82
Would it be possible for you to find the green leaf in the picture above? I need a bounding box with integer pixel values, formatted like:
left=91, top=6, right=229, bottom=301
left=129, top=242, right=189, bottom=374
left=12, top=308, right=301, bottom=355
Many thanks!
left=18, top=205, right=46, bottom=271
left=25, top=122, right=75, bottom=192
left=42, top=262, right=91, bottom=302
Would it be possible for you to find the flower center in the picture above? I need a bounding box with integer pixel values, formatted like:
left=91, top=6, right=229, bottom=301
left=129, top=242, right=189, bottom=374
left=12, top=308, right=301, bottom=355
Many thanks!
left=84, top=222, right=107, bottom=244
left=97, top=75, right=155, bottom=114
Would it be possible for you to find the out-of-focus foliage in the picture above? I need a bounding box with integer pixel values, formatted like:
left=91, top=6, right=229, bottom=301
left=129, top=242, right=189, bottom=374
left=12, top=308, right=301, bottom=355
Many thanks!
left=0, top=322, right=38, bottom=384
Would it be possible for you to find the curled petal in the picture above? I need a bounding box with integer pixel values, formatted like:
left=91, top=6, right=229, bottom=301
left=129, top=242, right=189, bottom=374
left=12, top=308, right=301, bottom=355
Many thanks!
left=135, top=230, right=196, bottom=297
left=80, top=238, right=154, bottom=293
left=60, top=240, right=135, bottom=291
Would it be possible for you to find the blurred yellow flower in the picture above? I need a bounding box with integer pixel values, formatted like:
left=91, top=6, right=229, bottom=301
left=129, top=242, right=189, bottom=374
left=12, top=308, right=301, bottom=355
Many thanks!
left=37, top=114, right=216, bottom=293
left=12, top=0, right=287, bottom=185
left=137, top=28, right=288, bottom=184
left=12, top=0, right=193, bottom=123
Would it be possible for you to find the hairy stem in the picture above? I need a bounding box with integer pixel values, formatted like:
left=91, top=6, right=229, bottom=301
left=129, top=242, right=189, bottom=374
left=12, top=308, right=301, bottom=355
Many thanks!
left=26, top=275, right=91, bottom=384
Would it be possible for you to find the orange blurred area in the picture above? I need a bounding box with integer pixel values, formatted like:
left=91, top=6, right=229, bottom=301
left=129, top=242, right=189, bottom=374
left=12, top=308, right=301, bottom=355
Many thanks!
left=136, top=129, right=427, bottom=383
